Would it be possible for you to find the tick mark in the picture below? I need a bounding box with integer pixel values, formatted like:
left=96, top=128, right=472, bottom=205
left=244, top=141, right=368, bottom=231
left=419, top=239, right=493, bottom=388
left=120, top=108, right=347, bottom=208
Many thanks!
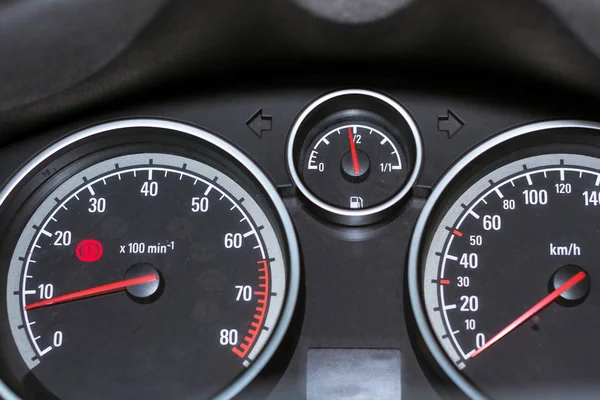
left=39, top=346, right=52, bottom=356
left=468, top=210, right=480, bottom=219
left=526, top=174, right=533, bottom=185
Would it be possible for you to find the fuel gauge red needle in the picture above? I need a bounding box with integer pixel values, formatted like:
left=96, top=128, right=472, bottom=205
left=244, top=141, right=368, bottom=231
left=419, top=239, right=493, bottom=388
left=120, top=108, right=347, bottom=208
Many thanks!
left=347, top=127, right=361, bottom=175
left=25, top=273, right=158, bottom=310
left=470, top=270, right=586, bottom=359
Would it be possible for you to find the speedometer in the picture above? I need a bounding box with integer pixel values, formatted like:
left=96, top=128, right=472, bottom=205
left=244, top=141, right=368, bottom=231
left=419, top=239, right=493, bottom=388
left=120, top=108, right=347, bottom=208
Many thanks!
left=0, top=120, right=299, bottom=400
left=409, top=122, right=600, bottom=399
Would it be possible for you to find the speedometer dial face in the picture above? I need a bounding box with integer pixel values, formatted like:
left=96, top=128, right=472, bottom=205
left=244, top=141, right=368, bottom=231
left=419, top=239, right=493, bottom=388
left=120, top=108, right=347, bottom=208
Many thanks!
left=410, top=123, right=600, bottom=399
left=0, top=121, right=299, bottom=400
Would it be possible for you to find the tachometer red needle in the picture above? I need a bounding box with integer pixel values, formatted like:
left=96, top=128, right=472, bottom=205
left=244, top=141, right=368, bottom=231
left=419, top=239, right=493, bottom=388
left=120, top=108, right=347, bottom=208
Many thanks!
left=347, top=127, right=360, bottom=175
left=24, top=274, right=158, bottom=310
left=470, top=271, right=586, bottom=359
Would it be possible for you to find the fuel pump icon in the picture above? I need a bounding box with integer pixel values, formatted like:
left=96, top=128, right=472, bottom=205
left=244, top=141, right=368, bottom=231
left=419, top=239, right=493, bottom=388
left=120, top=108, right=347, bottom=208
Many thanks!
left=349, top=196, right=364, bottom=209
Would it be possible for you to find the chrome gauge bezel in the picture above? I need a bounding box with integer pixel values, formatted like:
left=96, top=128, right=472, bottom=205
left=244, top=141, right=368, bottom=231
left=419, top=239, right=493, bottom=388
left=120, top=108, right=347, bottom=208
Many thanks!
left=286, top=89, right=423, bottom=225
left=0, top=119, right=301, bottom=400
left=408, top=120, right=600, bottom=400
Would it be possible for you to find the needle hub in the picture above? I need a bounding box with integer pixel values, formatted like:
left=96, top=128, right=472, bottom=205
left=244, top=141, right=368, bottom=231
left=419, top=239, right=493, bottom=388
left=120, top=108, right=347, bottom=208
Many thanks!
left=341, top=150, right=370, bottom=183
left=550, top=264, right=590, bottom=306
left=125, top=263, right=162, bottom=303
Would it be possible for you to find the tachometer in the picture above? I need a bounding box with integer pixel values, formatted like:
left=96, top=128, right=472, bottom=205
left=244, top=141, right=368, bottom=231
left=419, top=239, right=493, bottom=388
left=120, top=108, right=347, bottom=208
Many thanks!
left=0, top=120, right=299, bottom=400
left=409, top=121, right=600, bottom=399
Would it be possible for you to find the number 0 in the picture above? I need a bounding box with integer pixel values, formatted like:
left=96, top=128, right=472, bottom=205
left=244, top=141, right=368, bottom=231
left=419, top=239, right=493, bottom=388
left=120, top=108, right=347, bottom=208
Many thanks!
left=53, top=331, right=63, bottom=347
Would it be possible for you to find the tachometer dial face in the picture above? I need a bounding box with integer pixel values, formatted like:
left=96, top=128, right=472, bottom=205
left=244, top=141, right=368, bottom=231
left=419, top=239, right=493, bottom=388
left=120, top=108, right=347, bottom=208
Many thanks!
left=410, top=124, right=600, bottom=399
left=301, top=122, right=408, bottom=210
left=0, top=121, right=299, bottom=400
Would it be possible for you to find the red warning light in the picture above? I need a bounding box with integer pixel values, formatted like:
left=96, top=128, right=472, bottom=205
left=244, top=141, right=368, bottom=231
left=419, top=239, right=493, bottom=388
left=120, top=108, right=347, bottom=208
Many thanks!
left=76, top=239, right=103, bottom=263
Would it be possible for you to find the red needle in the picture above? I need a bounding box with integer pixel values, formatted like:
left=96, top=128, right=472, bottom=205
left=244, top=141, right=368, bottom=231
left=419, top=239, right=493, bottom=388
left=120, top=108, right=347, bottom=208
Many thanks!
left=470, top=270, right=586, bottom=359
left=25, top=273, right=158, bottom=310
left=347, top=127, right=360, bottom=175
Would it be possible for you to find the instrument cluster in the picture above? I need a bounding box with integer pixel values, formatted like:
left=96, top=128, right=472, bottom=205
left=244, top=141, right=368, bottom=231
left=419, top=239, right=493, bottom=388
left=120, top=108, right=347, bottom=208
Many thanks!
left=0, top=87, right=599, bottom=400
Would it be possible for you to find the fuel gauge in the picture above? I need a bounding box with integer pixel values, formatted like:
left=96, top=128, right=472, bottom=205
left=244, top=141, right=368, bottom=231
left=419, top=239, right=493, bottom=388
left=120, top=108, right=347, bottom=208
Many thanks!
left=287, top=89, right=422, bottom=225
left=303, top=122, right=408, bottom=209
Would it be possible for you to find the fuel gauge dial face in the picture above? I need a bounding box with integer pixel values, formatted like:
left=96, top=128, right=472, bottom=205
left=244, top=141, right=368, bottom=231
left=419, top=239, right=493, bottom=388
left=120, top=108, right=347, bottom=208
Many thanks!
left=302, top=123, right=409, bottom=210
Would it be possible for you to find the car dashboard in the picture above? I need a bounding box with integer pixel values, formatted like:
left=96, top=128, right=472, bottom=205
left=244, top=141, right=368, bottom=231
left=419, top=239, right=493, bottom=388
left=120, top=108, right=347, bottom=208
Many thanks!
left=2, top=1, right=600, bottom=399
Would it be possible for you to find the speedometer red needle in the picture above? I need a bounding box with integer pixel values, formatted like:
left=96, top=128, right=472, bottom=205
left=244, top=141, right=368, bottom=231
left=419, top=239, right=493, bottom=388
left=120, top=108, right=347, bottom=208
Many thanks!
left=470, top=271, right=586, bottom=359
left=24, top=274, right=158, bottom=310
left=347, top=127, right=360, bottom=175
